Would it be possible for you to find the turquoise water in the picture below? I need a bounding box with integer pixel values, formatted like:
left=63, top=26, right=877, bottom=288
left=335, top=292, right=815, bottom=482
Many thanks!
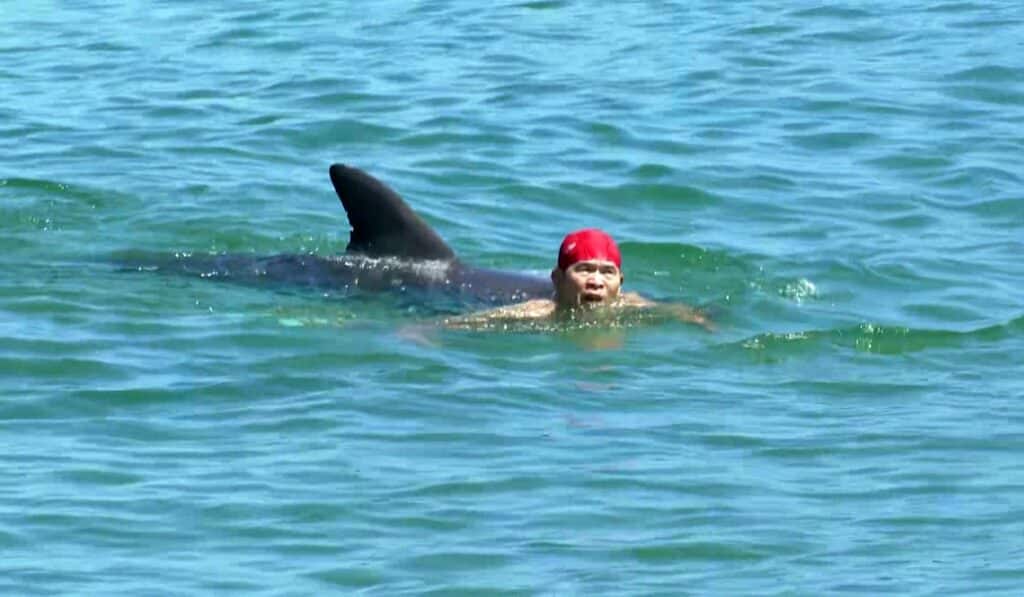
left=3, top=2, right=1023, bottom=594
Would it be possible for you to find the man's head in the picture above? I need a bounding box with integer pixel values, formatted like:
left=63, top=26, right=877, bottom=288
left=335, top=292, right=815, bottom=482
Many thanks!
left=551, top=228, right=624, bottom=309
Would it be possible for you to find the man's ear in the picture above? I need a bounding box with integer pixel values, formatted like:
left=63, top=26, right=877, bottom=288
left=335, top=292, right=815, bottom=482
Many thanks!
left=551, top=268, right=562, bottom=286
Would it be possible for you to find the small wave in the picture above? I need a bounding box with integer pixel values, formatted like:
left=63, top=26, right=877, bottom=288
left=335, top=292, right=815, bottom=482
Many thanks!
left=729, top=316, right=1024, bottom=358
left=940, top=84, right=1024, bottom=107
left=626, top=242, right=751, bottom=271
left=517, top=0, right=570, bottom=10
left=443, top=305, right=700, bottom=336
left=945, top=65, right=1023, bottom=83
left=863, top=152, right=954, bottom=172
left=786, top=132, right=881, bottom=151
left=293, top=118, right=403, bottom=151
left=788, top=6, right=873, bottom=19
left=925, top=2, right=988, bottom=14
left=778, top=278, right=818, bottom=304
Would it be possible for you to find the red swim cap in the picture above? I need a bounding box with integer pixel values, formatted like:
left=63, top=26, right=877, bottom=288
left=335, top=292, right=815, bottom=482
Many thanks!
left=557, top=228, right=622, bottom=270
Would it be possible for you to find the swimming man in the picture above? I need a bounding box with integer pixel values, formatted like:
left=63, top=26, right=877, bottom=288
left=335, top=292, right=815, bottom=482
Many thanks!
left=443, top=229, right=711, bottom=329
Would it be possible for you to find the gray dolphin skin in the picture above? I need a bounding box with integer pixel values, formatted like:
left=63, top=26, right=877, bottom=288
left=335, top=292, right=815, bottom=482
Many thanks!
left=122, top=164, right=552, bottom=308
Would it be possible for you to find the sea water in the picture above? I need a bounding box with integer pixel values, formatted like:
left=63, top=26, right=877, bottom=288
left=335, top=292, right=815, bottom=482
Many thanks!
left=2, top=2, right=1023, bottom=594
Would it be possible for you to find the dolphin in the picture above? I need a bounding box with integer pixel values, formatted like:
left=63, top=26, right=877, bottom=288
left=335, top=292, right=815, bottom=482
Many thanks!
left=120, top=164, right=552, bottom=308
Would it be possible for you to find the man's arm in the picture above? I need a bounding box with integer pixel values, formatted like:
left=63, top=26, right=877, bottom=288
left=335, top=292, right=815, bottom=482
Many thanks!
left=618, top=292, right=714, bottom=330
left=664, top=303, right=714, bottom=330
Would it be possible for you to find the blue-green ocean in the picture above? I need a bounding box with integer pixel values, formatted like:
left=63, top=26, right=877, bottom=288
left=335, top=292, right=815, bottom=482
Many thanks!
left=3, top=2, right=1023, bottom=594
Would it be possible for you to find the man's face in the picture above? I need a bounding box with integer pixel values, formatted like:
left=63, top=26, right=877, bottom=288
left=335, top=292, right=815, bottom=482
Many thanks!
left=552, top=259, right=623, bottom=308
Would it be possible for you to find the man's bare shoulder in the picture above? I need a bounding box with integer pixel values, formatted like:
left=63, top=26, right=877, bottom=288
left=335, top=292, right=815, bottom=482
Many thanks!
left=617, top=292, right=656, bottom=307
left=443, top=298, right=556, bottom=328
left=487, top=298, right=556, bottom=319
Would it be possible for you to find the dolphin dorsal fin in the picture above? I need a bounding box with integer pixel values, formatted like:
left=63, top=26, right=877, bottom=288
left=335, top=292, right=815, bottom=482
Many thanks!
left=329, top=164, right=456, bottom=261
